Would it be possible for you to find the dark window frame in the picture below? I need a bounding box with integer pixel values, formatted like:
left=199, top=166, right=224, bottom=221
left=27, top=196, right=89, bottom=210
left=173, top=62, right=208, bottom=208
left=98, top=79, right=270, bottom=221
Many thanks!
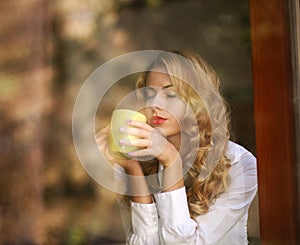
left=250, top=0, right=300, bottom=243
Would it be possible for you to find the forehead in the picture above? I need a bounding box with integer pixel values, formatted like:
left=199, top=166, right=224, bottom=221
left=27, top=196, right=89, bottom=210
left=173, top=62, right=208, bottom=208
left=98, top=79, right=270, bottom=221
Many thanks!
left=146, top=71, right=172, bottom=87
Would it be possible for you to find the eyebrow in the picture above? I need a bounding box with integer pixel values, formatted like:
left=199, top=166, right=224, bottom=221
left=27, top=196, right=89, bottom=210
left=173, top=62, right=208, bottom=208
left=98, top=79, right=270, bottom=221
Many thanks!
left=162, top=84, right=173, bottom=89
left=146, top=84, right=173, bottom=90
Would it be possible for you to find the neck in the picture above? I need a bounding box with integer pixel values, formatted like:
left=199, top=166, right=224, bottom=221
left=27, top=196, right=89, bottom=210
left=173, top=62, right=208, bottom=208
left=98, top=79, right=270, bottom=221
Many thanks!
left=167, top=133, right=181, bottom=151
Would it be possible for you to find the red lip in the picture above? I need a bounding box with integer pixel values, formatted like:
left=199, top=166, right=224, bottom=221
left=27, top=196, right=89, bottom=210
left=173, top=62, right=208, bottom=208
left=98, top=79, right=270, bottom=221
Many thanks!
left=151, top=115, right=167, bottom=125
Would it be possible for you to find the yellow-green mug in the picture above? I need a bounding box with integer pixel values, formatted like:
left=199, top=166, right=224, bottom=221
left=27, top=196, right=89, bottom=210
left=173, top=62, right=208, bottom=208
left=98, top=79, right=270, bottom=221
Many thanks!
left=109, top=109, right=146, bottom=158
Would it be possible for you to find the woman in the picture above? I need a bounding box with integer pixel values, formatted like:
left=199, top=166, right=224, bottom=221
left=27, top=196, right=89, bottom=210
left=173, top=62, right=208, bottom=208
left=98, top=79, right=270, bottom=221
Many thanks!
left=96, top=50, right=257, bottom=244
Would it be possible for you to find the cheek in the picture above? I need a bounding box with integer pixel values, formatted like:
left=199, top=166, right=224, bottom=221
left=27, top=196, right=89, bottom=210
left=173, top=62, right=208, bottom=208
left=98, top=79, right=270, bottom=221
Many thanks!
left=167, top=100, right=186, bottom=122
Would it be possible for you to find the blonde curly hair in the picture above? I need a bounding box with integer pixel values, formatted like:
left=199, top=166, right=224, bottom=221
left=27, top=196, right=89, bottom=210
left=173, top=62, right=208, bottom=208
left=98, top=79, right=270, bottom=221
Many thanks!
left=136, top=50, right=231, bottom=219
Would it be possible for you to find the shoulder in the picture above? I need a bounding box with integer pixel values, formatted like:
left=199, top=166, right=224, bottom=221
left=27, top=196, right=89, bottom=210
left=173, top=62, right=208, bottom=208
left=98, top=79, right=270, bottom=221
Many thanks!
left=226, top=141, right=257, bottom=176
left=226, top=141, right=256, bottom=164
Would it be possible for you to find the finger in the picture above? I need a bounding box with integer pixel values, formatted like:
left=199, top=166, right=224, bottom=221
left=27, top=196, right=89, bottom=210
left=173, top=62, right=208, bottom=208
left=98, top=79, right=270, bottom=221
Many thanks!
left=95, top=126, right=109, bottom=137
left=97, top=141, right=107, bottom=153
left=103, top=143, right=115, bottom=163
left=127, top=119, right=153, bottom=131
left=96, top=132, right=109, bottom=155
left=95, top=133, right=108, bottom=145
left=127, top=148, right=151, bottom=157
left=119, top=139, right=151, bottom=148
left=120, top=126, right=150, bottom=138
left=95, top=126, right=110, bottom=140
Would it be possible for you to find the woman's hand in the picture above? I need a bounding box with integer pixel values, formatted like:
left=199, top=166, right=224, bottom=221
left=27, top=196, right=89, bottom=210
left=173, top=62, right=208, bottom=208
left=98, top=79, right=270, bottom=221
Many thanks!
left=120, top=120, right=180, bottom=168
left=95, top=126, right=114, bottom=163
left=96, top=126, right=153, bottom=202
left=120, top=120, right=184, bottom=191
left=95, top=126, right=142, bottom=175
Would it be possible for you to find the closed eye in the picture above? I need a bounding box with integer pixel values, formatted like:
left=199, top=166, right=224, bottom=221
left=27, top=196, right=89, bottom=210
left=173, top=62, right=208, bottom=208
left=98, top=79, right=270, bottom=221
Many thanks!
left=164, top=88, right=177, bottom=98
left=142, top=85, right=178, bottom=100
left=143, top=87, right=157, bottom=100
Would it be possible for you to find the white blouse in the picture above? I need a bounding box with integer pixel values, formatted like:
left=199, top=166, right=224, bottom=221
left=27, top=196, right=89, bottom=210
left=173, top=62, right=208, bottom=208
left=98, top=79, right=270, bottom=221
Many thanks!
left=117, top=141, right=258, bottom=245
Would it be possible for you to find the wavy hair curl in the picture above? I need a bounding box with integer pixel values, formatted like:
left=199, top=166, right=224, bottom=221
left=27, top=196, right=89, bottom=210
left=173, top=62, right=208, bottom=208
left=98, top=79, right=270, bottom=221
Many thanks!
left=136, top=50, right=231, bottom=219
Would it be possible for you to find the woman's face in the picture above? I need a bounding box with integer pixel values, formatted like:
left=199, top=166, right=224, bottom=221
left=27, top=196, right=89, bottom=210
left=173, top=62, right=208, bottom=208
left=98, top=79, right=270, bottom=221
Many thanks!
left=143, top=70, right=186, bottom=138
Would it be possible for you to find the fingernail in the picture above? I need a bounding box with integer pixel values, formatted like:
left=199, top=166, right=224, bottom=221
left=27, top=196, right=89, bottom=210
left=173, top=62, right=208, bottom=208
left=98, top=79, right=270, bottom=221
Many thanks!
left=119, top=139, right=126, bottom=145
left=119, top=126, right=125, bottom=132
left=126, top=119, right=132, bottom=124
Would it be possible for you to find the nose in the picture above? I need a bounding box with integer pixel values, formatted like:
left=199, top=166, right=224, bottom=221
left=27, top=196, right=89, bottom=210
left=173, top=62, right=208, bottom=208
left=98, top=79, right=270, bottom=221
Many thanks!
left=149, top=90, right=166, bottom=110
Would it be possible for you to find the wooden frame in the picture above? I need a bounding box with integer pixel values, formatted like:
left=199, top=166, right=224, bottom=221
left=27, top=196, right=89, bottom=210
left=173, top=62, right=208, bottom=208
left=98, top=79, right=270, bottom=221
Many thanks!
left=250, top=0, right=299, bottom=244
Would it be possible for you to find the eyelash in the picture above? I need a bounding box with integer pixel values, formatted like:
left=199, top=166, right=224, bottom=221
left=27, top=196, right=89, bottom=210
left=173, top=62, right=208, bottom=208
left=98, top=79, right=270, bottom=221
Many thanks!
left=143, top=88, right=177, bottom=100
left=165, top=91, right=177, bottom=98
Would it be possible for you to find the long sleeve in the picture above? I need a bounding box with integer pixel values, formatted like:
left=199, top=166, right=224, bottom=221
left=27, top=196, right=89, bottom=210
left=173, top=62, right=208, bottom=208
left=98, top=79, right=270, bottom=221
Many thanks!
left=115, top=164, right=160, bottom=244
left=118, top=199, right=160, bottom=244
left=118, top=142, right=258, bottom=245
left=153, top=142, right=257, bottom=245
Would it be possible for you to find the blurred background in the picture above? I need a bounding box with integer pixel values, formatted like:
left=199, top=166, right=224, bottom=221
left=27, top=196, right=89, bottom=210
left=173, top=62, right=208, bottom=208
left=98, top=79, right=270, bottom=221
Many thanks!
left=0, top=0, right=259, bottom=244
